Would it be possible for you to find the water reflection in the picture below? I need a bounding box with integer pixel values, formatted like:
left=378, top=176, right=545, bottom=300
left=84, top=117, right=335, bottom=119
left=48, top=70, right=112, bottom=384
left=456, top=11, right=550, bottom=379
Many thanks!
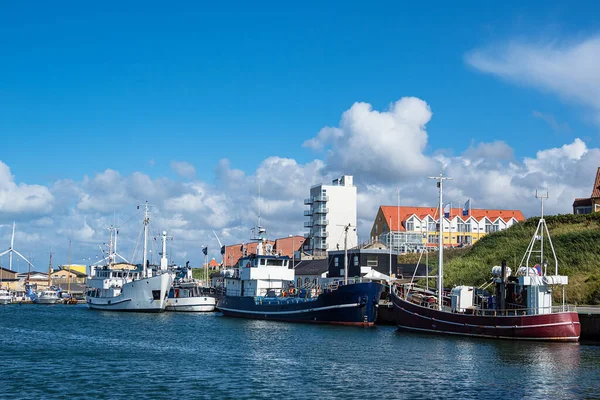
left=1, top=305, right=599, bottom=399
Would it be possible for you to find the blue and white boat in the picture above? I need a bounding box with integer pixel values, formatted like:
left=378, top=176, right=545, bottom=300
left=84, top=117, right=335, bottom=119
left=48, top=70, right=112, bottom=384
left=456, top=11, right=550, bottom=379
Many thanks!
left=217, top=226, right=383, bottom=326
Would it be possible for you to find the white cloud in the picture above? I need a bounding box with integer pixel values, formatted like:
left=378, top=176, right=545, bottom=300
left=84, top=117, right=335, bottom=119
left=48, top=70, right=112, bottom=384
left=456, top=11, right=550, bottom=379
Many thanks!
left=0, top=160, right=54, bottom=216
left=170, top=161, right=196, bottom=178
left=1, top=98, right=599, bottom=273
left=303, top=97, right=436, bottom=182
left=466, top=35, right=600, bottom=122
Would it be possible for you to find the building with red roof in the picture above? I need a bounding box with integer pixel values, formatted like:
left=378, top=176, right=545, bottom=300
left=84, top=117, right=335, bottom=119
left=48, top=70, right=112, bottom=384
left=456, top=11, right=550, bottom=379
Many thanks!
left=573, top=167, right=600, bottom=214
left=220, top=236, right=305, bottom=267
left=369, top=205, right=525, bottom=250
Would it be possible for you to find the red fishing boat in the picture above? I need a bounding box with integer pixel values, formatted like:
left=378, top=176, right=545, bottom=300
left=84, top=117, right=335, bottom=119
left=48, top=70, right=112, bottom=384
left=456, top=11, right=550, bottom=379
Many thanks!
left=391, top=176, right=580, bottom=342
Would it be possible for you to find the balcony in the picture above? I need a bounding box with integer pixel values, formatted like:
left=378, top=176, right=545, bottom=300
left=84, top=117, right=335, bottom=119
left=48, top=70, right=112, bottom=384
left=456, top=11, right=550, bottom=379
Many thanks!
left=303, top=198, right=313, bottom=205
left=304, top=210, right=313, bottom=216
left=304, top=221, right=313, bottom=228
left=313, top=207, right=328, bottom=214
left=313, top=195, right=329, bottom=202
left=314, top=231, right=329, bottom=238
left=314, top=219, right=329, bottom=226
left=314, top=242, right=328, bottom=250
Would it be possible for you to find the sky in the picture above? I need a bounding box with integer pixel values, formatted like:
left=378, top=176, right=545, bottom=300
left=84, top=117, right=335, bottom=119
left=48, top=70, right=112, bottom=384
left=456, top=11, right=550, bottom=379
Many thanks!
left=1, top=1, right=600, bottom=271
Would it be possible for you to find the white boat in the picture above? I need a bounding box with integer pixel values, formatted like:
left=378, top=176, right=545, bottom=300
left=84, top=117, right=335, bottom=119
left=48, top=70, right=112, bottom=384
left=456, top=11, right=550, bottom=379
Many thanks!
left=85, top=203, right=174, bottom=312
left=0, top=288, right=12, bottom=305
left=35, top=289, right=59, bottom=304
left=166, top=281, right=216, bottom=312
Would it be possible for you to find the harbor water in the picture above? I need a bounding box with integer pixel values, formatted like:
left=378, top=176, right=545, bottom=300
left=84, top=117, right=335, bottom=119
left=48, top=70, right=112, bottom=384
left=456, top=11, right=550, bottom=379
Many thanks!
left=1, top=304, right=599, bottom=399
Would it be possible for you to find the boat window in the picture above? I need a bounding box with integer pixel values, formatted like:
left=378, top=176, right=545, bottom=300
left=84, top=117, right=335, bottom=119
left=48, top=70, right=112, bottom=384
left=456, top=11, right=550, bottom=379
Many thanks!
left=260, top=259, right=266, bottom=266
left=283, top=260, right=288, bottom=267
left=266, top=259, right=283, bottom=266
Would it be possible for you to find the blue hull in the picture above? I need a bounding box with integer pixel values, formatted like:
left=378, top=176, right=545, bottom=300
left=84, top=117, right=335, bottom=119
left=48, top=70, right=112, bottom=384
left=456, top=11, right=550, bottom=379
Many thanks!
left=217, top=282, right=384, bottom=326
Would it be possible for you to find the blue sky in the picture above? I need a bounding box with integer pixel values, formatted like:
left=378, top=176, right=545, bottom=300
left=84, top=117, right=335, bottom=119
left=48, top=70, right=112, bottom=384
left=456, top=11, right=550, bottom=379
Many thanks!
left=1, top=1, right=600, bottom=268
left=2, top=1, right=599, bottom=184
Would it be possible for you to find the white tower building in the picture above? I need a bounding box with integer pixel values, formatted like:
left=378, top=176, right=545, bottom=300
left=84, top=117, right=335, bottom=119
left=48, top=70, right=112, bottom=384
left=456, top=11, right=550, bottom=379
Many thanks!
left=304, top=175, right=357, bottom=256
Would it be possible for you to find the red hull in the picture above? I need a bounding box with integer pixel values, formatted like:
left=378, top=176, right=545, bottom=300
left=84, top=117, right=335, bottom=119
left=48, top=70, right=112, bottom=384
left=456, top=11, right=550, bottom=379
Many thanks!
left=392, top=292, right=580, bottom=342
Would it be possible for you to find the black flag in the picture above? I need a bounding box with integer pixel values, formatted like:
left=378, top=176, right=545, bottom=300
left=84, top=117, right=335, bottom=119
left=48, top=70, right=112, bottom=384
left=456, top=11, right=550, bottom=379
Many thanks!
left=202, top=247, right=208, bottom=255
left=220, top=245, right=225, bottom=255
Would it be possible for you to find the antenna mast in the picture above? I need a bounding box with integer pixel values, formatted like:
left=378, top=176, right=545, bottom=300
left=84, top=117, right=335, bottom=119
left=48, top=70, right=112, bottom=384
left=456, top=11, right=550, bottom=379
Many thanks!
left=429, top=173, right=453, bottom=311
left=520, top=190, right=558, bottom=276
left=141, top=202, right=150, bottom=277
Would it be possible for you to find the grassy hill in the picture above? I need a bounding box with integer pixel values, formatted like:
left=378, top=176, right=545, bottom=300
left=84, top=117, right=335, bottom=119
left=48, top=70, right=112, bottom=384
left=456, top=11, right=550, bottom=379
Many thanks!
left=399, top=213, right=600, bottom=305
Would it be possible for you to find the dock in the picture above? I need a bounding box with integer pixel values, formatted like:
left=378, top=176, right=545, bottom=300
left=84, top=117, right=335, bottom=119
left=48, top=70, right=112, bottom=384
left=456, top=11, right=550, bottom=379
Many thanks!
left=578, top=306, right=600, bottom=340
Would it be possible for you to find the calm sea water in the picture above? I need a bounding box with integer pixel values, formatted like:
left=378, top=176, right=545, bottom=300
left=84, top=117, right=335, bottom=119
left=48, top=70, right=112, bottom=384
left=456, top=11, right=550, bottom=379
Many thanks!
left=1, top=304, right=599, bottom=400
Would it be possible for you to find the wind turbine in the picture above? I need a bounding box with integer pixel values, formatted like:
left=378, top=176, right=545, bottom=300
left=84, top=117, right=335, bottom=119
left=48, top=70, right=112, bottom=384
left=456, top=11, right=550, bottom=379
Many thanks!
left=0, top=222, right=35, bottom=271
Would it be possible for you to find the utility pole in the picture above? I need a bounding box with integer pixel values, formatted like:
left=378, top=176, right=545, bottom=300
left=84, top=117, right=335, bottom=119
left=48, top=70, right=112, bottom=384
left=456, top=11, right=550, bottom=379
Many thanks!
left=429, top=174, right=453, bottom=311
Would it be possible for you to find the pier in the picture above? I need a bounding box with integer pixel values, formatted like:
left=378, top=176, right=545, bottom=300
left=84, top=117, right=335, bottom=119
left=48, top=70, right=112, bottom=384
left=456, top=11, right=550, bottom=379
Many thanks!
left=578, top=306, right=600, bottom=340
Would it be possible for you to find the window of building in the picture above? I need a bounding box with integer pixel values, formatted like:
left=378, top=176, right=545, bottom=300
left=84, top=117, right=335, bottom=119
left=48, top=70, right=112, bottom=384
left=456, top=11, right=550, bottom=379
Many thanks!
left=428, top=221, right=437, bottom=232
left=353, top=255, right=358, bottom=266
left=457, top=221, right=470, bottom=232
left=575, top=206, right=592, bottom=214
left=334, top=258, right=339, bottom=267
left=406, top=220, right=414, bottom=231
left=375, top=224, right=378, bottom=234
left=427, top=234, right=438, bottom=244
left=367, top=256, right=378, bottom=267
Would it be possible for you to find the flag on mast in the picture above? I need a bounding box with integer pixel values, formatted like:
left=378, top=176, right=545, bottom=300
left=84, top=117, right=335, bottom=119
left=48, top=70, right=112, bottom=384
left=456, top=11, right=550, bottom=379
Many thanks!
left=463, top=198, right=471, bottom=216
left=443, top=203, right=451, bottom=218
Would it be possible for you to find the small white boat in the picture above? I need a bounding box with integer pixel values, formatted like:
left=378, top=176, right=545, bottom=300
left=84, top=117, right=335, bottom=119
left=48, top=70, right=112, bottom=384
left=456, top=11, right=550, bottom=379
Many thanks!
left=0, top=288, right=12, bottom=305
left=35, top=290, right=59, bottom=304
left=166, top=282, right=216, bottom=312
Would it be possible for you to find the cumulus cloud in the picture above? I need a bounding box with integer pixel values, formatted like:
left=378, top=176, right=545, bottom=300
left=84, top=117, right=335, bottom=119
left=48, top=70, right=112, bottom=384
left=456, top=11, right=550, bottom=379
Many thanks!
left=170, top=160, right=196, bottom=178
left=303, top=97, right=437, bottom=182
left=466, top=35, right=600, bottom=122
left=1, top=97, right=599, bottom=272
left=0, top=161, right=54, bottom=216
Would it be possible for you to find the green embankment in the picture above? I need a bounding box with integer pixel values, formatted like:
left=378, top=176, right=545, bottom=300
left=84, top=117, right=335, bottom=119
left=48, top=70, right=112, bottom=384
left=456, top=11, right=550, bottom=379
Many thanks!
left=399, top=213, right=600, bottom=305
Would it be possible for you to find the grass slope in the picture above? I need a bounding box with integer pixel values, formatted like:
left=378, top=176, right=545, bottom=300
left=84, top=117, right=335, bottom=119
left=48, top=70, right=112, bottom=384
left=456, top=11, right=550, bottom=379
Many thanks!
left=399, top=213, right=600, bottom=305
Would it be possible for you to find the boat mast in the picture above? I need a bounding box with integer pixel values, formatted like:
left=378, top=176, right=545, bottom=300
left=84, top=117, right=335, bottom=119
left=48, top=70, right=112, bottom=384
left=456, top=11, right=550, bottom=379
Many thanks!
left=67, top=240, right=72, bottom=294
left=113, top=227, right=118, bottom=266
left=429, top=173, right=452, bottom=311
left=47, top=247, right=52, bottom=288
left=142, top=202, right=150, bottom=277
left=537, top=190, right=547, bottom=275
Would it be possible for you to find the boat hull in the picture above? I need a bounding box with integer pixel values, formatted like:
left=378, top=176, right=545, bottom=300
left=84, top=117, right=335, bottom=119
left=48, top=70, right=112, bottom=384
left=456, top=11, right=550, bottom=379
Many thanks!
left=392, top=291, right=581, bottom=341
left=166, top=296, right=216, bottom=312
left=35, top=298, right=59, bottom=305
left=0, top=297, right=12, bottom=305
left=87, top=273, right=173, bottom=312
left=218, top=282, right=383, bottom=326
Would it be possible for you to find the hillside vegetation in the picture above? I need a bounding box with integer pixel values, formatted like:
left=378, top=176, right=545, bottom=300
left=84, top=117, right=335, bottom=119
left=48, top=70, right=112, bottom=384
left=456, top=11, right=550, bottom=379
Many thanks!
left=399, top=213, right=600, bottom=305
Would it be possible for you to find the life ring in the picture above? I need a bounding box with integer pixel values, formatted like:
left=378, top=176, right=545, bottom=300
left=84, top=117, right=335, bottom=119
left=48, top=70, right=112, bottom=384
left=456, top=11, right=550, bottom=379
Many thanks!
left=513, top=291, right=523, bottom=304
